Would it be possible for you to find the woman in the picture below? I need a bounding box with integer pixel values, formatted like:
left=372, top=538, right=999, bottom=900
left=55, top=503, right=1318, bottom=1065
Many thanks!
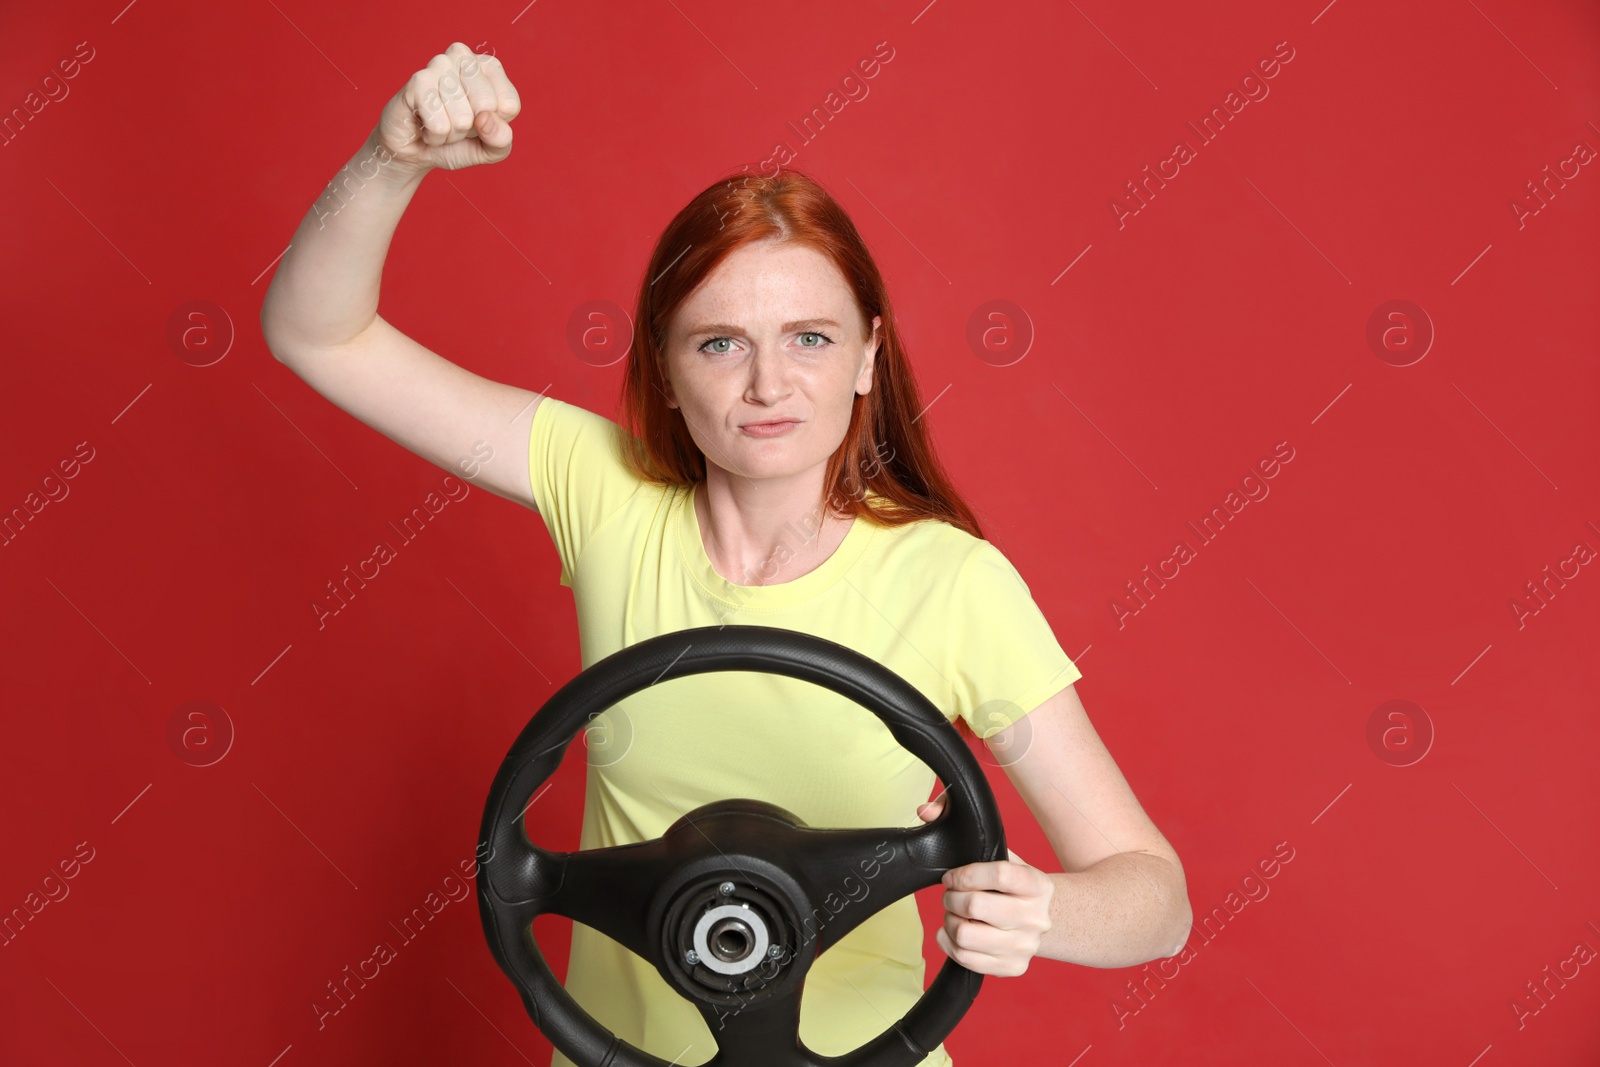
left=262, top=42, right=1191, bottom=1067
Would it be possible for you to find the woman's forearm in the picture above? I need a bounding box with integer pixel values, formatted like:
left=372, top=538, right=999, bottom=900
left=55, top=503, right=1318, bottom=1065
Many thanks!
left=1037, top=852, right=1192, bottom=968
left=260, top=127, right=427, bottom=352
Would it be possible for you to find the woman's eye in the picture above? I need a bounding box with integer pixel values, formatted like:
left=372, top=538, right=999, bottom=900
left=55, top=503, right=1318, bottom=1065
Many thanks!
left=697, top=331, right=834, bottom=354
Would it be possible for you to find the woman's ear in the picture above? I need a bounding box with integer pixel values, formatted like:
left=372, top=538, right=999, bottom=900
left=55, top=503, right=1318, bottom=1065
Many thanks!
left=857, top=315, right=882, bottom=396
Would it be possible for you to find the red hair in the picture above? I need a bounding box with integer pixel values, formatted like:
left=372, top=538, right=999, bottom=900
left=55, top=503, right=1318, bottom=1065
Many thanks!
left=616, top=166, right=987, bottom=744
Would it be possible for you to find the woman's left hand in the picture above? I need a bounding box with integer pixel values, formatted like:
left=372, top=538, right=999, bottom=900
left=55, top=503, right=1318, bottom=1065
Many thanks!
left=915, top=791, right=1055, bottom=976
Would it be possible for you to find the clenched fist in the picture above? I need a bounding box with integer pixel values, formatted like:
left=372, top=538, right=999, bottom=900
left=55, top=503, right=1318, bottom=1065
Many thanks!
left=373, top=42, right=521, bottom=176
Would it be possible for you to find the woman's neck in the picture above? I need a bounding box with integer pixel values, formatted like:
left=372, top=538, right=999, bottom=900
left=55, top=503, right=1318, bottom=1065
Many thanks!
left=693, top=475, right=855, bottom=587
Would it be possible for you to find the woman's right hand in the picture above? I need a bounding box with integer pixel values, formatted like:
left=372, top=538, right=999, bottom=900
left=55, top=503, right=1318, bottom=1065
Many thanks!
left=374, top=42, right=520, bottom=176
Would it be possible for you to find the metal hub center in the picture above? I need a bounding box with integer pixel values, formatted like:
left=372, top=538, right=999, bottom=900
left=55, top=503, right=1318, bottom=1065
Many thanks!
left=692, top=903, right=771, bottom=976
left=709, top=917, right=753, bottom=961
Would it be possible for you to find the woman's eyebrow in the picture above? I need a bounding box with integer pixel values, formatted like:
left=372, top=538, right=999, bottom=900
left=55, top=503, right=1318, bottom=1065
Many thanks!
left=684, top=317, right=843, bottom=337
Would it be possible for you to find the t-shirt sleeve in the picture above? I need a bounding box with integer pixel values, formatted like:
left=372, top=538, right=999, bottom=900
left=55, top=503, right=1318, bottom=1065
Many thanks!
left=527, top=395, right=647, bottom=588
left=943, top=539, right=1083, bottom=738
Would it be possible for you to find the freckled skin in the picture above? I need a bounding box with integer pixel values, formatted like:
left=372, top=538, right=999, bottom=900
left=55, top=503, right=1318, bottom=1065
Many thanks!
left=660, top=238, right=882, bottom=580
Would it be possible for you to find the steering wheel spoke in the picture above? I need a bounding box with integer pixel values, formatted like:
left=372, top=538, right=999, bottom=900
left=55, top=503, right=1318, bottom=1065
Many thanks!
left=698, top=982, right=810, bottom=1067
left=533, top=838, right=674, bottom=968
left=785, top=813, right=963, bottom=956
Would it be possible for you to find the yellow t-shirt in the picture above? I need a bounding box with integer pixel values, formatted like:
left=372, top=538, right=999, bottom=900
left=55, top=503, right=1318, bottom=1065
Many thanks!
left=527, top=396, right=1082, bottom=1067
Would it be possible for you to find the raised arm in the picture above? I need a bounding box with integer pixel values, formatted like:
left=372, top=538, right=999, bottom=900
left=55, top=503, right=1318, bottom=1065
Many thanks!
left=259, top=43, right=544, bottom=511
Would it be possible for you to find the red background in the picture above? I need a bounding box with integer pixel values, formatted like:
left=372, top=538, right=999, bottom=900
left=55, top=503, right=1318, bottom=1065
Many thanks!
left=2, top=1, right=1598, bottom=1064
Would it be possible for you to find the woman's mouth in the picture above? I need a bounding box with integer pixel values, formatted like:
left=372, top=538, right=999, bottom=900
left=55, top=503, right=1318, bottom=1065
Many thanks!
left=741, top=419, right=800, bottom=437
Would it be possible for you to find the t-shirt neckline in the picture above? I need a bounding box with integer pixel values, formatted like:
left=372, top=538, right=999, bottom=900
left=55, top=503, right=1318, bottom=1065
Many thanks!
left=677, top=481, right=876, bottom=610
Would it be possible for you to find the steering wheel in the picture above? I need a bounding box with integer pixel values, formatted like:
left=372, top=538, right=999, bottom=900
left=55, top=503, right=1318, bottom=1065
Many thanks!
left=476, top=623, right=1008, bottom=1067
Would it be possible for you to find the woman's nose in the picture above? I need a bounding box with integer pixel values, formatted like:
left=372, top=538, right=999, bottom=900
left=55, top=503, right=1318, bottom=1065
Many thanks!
left=745, top=346, right=791, bottom=402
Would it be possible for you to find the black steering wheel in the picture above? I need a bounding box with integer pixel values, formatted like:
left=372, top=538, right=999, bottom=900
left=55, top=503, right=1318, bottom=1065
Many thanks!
left=476, top=623, right=1008, bottom=1067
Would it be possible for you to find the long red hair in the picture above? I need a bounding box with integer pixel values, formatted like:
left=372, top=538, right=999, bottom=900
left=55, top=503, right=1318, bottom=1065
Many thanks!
left=616, top=166, right=987, bottom=742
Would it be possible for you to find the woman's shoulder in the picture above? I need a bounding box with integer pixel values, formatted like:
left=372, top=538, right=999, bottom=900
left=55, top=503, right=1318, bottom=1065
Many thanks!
left=863, top=503, right=1047, bottom=601
left=533, top=394, right=657, bottom=487
left=859, top=499, right=991, bottom=573
left=528, top=394, right=661, bottom=574
left=536, top=393, right=631, bottom=445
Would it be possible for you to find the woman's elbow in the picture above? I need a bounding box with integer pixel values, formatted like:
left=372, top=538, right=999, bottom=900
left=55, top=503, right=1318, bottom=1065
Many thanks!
left=1162, top=857, right=1193, bottom=958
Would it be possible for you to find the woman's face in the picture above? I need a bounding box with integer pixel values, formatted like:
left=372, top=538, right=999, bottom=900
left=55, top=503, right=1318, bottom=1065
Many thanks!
left=662, top=238, right=881, bottom=486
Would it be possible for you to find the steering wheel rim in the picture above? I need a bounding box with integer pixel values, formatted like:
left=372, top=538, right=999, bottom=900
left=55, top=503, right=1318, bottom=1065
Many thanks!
left=476, top=623, right=1008, bottom=1067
